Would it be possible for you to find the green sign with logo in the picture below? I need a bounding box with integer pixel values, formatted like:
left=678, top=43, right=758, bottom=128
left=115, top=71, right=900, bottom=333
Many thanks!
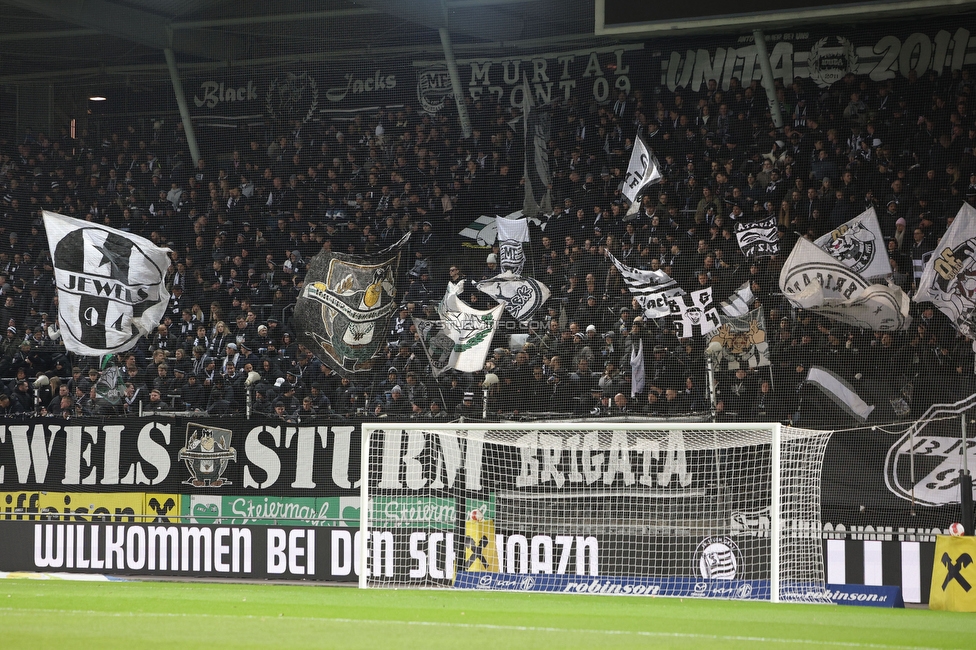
left=181, top=495, right=360, bottom=527
left=370, top=496, right=456, bottom=530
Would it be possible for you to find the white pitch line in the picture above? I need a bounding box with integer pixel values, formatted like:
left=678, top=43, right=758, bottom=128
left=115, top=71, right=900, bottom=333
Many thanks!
left=0, top=607, right=950, bottom=650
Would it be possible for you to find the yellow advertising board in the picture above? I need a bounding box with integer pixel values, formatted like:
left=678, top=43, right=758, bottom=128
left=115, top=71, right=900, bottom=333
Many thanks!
left=0, top=492, right=180, bottom=523
left=930, top=535, right=976, bottom=612
left=462, top=518, right=499, bottom=573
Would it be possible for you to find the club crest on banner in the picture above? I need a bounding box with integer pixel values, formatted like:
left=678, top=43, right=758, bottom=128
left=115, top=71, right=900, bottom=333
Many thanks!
left=919, top=237, right=976, bottom=336
left=883, top=394, right=976, bottom=507
left=266, top=71, right=318, bottom=125
left=814, top=208, right=889, bottom=278
left=414, top=294, right=504, bottom=376
left=179, top=423, right=236, bottom=488
left=476, top=271, right=550, bottom=323
left=417, top=63, right=453, bottom=114
left=296, top=234, right=408, bottom=374
left=822, top=224, right=876, bottom=273
left=807, top=37, right=859, bottom=88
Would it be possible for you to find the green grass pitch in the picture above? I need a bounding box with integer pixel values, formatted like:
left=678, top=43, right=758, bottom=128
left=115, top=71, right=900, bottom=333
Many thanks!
left=1, top=578, right=973, bottom=649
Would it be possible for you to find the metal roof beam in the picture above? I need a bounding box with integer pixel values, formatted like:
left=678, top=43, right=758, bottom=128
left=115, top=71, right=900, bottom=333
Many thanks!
left=171, top=7, right=381, bottom=30
left=0, top=0, right=246, bottom=60
left=350, top=0, right=524, bottom=42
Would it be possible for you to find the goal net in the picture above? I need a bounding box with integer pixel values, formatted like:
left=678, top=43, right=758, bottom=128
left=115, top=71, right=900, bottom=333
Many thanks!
left=358, top=422, right=833, bottom=603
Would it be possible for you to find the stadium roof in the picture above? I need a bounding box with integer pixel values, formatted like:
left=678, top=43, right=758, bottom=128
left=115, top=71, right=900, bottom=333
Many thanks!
left=0, top=0, right=597, bottom=85
left=1, top=0, right=975, bottom=86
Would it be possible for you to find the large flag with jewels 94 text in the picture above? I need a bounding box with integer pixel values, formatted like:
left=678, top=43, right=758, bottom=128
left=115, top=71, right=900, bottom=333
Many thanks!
left=44, top=210, right=170, bottom=356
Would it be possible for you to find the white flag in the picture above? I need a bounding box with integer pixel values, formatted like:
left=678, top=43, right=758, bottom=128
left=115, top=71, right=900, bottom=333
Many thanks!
left=495, top=216, right=530, bottom=275
left=622, top=136, right=663, bottom=215
left=630, top=339, right=645, bottom=398
left=779, top=237, right=912, bottom=331
left=718, top=281, right=755, bottom=318
left=44, top=210, right=171, bottom=356
left=915, top=202, right=976, bottom=337
left=807, top=366, right=875, bottom=422
left=814, top=207, right=891, bottom=279
left=608, top=251, right=685, bottom=318
left=414, top=294, right=504, bottom=377
left=670, top=288, right=720, bottom=338
left=735, top=216, right=780, bottom=258
left=476, top=271, right=550, bottom=323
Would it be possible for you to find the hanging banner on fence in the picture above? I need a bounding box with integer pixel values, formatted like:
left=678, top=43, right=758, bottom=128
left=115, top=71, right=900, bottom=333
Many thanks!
left=0, top=418, right=361, bottom=497
left=0, top=520, right=360, bottom=582
left=187, top=63, right=405, bottom=122
left=657, top=21, right=976, bottom=93
left=414, top=44, right=647, bottom=112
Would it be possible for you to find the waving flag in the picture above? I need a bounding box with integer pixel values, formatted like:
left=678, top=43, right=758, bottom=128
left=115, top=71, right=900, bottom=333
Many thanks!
left=414, top=293, right=504, bottom=377
left=622, top=136, right=663, bottom=215
left=807, top=366, right=875, bottom=422
left=669, top=288, right=720, bottom=338
left=915, top=202, right=976, bottom=337
left=476, top=271, right=551, bottom=323
left=735, top=216, right=780, bottom=258
left=630, top=339, right=645, bottom=398
left=814, top=207, right=890, bottom=279
left=780, top=237, right=912, bottom=331
left=296, top=233, right=409, bottom=374
left=522, top=76, right=552, bottom=218
left=495, top=216, right=530, bottom=275
left=707, top=308, right=770, bottom=371
left=44, top=210, right=170, bottom=356
left=718, top=281, right=755, bottom=318
left=609, top=252, right=685, bottom=318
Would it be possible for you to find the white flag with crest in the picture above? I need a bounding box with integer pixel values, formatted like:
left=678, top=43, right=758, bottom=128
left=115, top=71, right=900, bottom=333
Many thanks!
left=779, top=237, right=912, bottom=331
left=476, top=271, right=550, bottom=323
left=915, top=202, right=976, bottom=337
left=814, top=207, right=891, bottom=279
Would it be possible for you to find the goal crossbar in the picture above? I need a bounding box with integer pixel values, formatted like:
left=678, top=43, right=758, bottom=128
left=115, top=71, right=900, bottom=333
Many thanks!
left=359, top=421, right=831, bottom=603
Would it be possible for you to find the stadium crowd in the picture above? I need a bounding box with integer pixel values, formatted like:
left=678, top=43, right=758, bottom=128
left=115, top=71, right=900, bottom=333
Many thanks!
left=1, top=66, right=975, bottom=425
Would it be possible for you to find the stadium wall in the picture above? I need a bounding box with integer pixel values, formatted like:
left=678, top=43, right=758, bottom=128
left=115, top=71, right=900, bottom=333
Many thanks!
left=0, top=416, right=959, bottom=601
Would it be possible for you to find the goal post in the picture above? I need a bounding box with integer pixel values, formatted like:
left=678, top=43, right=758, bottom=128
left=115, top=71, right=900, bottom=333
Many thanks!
left=359, top=421, right=832, bottom=603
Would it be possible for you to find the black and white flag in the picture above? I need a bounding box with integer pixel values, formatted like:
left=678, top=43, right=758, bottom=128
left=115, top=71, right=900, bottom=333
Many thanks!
left=671, top=287, right=721, bottom=339
left=814, top=207, right=890, bottom=279
left=780, top=237, right=912, bottom=331
left=44, top=210, right=170, bottom=356
left=706, top=308, right=770, bottom=371
left=609, top=252, right=685, bottom=318
left=735, top=216, right=780, bottom=258
left=807, top=365, right=875, bottom=422
left=915, top=202, right=976, bottom=337
left=522, top=76, right=552, bottom=219
left=296, top=233, right=409, bottom=375
left=495, top=216, right=530, bottom=275
left=718, top=281, right=755, bottom=318
left=670, top=287, right=720, bottom=338
left=476, top=271, right=551, bottom=323
left=622, top=136, right=663, bottom=215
